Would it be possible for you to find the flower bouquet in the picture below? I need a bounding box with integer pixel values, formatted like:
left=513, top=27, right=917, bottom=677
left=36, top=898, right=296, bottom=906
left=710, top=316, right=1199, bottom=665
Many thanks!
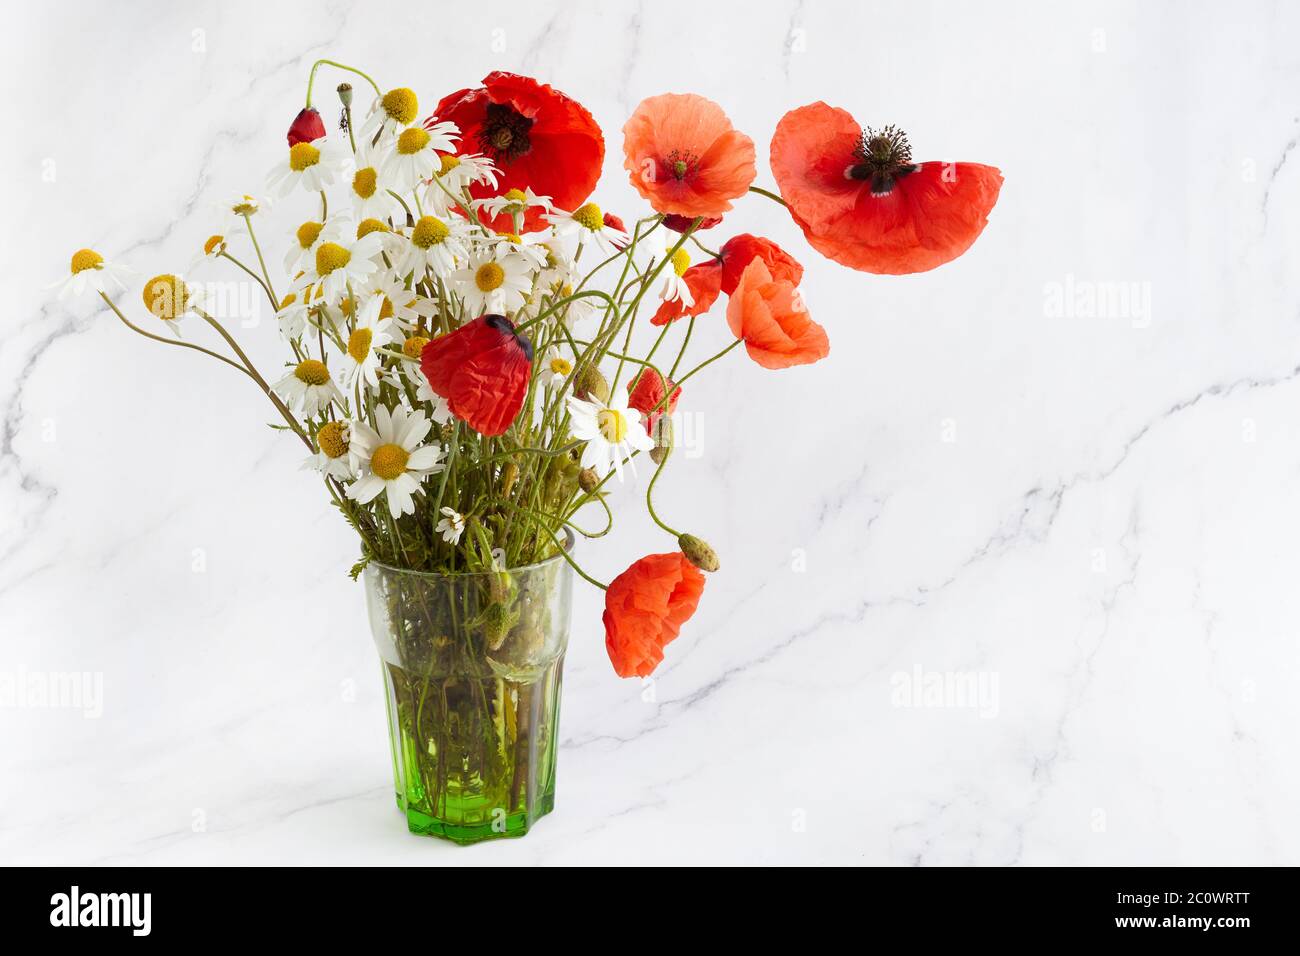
left=57, top=61, right=1001, bottom=843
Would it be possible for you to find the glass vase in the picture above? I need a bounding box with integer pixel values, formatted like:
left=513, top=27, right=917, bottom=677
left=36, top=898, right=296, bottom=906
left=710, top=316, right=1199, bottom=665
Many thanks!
left=363, top=542, right=573, bottom=845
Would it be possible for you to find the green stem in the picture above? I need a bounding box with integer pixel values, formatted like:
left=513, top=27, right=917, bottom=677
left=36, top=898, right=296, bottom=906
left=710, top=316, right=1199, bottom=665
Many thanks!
left=306, top=59, right=380, bottom=108
left=748, top=185, right=788, bottom=207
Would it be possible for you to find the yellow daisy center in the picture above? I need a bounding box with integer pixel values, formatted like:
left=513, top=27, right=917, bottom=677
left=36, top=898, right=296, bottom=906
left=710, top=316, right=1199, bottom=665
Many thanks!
left=70, top=248, right=103, bottom=273
left=412, top=216, right=450, bottom=249
left=289, top=142, right=321, bottom=171
left=396, top=127, right=430, bottom=155
left=279, top=292, right=297, bottom=309
left=316, top=242, right=351, bottom=275
left=296, top=221, right=323, bottom=249
left=504, top=188, right=528, bottom=203
left=403, top=335, right=430, bottom=359
left=142, top=274, right=189, bottom=320
left=204, top=235, right=225, bottom=256
left=438, top=154, right=460, bottom=176
left=357, top=218, right=389, bottom=239
left=371, top=443, right=410, bottom=480
left=597, top=408, right=629, bottom=443
left=572, top=203, right=603, bottom=231
left=294, top=359, right=330, bottom=385
left=352, top=167, right=378, bottom=199
left=549, top=356, right=573, bottom=377
left=475, top=261, right=505, bottom=292
left=501, top=232, right=523, bottom=244
left=379, top=296, right=395, bottom=319
left=316, top=421, right=349, bottom=459
left=670, top=248, right=690, bottom=276
left=381, top=88, right=419, bottom=124
left=347, top=327, right=373, bottom=363
left=231, top=195, right=258, bottom=216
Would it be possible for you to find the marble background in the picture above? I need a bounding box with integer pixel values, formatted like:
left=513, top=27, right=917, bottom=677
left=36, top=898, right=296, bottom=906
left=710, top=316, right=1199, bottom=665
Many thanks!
left=3, top=0, right=1298, bottom=865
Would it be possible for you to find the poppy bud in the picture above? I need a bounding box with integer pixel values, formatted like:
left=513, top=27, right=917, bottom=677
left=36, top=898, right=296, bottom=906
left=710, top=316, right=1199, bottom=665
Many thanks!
left=578, top=467, right=600, bottom=493
left=678, top=533, right=719, bottom=572
left=287, top=107, right=326, bottom=146
left=501, top=460, right=519, bottom=498
left=481, top=601, right=521, bottom=651
left=663, top=214, right=722, bottom=233
left=574, top=364, right=609, bottom=404
left=649, top=417, right=673, bottom=465
left=336, top=83, right=353, bottom=108
left=419, top=314, right=533, bottom=437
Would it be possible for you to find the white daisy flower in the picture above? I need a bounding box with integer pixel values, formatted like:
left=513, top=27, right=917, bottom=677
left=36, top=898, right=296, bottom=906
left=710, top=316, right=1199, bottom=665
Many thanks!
left=339, top=293, right=399, bottom=393
left=215, top=194, right=259, bottom=239
left=658, top=246, right=695, bottom=307
left=187, top=234, right=229, bottom=274
left=476, top=186, right=553, bottom=221
left=536, top=347, right=574, bottom=390
left=284, top=217, right=349, bottom=276
left=52, top=249, right=133, bottom=301
left=273, top=358, right=344, bottom=416
left=566, top=389, right=654, bottom=481
left=546, top=202, right=628, bottom=254
left=370, top=276, right=438, bottom=332
left=275, top=285, right=321, bottom=340
left=450, top=251, right=533, bottom=316
left=348, top=139, right=404, bottom=222
left=382, top=120, right=459, bottom=192
left=300, top=232, right=387, bottom=305
left=141, top=273, right=208, bottom=333
left=425, top=153, right=498, bottom=211
left=436, top=507, right=466, bottom=545
left=358, top=87, right=423, bottom=141
left=303, top=420, right=354, bottom=480
left=266, top=134, right=351, bottom=199
left=399, top=213, right=469, bottom=280
left=488, top=230, right=549, bottom=270
left=536, top=236, right=577, bottom=290
left=346, top=405, right=446, bottom=518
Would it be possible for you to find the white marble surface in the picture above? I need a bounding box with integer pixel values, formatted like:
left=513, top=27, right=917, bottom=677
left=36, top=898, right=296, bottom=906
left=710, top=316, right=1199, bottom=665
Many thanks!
left=3, top=0, right=1299, bottom=865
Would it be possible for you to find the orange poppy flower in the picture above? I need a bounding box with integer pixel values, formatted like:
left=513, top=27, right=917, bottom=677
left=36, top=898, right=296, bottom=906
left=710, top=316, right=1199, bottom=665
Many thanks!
left=651, top=258, right=722, bottom=326
left=623, top=93, right=756, bottom=219
left=718, top=234, right=803, bottom=295
left=770, top=102, right=1002, bottom=275
left=726, top=258, right=829, bottom=369
left=603, top=553, right=705, bottom=678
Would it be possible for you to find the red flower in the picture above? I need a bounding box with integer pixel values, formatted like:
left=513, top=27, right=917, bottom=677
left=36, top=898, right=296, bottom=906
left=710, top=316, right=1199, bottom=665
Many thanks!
left=419, top=314, right=533, bottom=436
left=626, top=368, right=681, bottom=432
left=430, top=72, right=604, bottom=233
left=287, top=108, right=326, bottom=146
left=770, top=103, right=1003, bottom=274
left=603, top=553, right=705, bottom=678
left=603, top=212, right=629, bottom=250
left=726, top=258, right=829, bottom=369
left=719, top=234, right=803, bottom=296
left=651, top=258, right=722, bottom=326
left=663, top=214, right=722, bottom=233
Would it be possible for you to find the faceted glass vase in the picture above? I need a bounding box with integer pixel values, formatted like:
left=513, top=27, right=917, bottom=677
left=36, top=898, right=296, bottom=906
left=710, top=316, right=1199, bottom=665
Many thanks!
left=363, top=545, right=572, bottom=845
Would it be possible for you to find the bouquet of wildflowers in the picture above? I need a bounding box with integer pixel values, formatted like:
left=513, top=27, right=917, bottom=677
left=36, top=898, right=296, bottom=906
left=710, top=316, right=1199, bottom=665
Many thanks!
left=56, top=59, right=1000, bottom=840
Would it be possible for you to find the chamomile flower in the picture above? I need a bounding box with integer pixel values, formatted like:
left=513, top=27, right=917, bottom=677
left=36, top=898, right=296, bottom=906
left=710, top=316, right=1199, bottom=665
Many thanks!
left=566, top=389, right=654, bottom=481
left=399, top=214, right=468, bottom=280
left=552, top=282, right=599, bottom=335
left=369, top=276, right=438, bottom=332
left=425, top=153, right=498, bottom=211
left=382, top=120, right=459, bottom=192
left=477, top=186, right=553, bottom=221
left=450, top=251, right=533, bottom=316
left=489, top=230, right=549, bottom=270
left=215, top=194, right=258, bottom=239
left=536, top=347, right=574, bottom=389
left=546, top=202, right=628, bottom=254
left=52, top=249, right=132, bottom=300
left=436, top=507, right=466, bottom=545
left=354, top=217, right=407, bottom=259
left=346, top=405, right=446, bottom=518
left=302, top=232, right=386, bottom=304
left=535, top=237, right=577, bottom=290
left=188, top=234, right=228, bottom=274
left=658, top=246, right=695, bottom=307
left=398, top=337, right=454, bottom=423
left=275, top=285, right=321, bottom=340
left=303, top=420, right=354, bottom=481
left=359, top=87, right=422, bottom=141
left=339, top=293, right=399, bottom=393
left=141, top=273, right=207, bottom=331
left=348, top=140, right=404, bottom=221
left=266, top=134, right=350, bottom=198
left=284, top=217, right=349, bottom=275
left=273, top=358, right=344, bottom=416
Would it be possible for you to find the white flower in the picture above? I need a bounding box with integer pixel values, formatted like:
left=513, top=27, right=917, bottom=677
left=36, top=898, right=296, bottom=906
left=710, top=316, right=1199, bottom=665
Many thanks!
left=303, top=420, right=354, bottom=480
left=346, top=405, right=445, bottom=518
left=546, top=202, right=627, bottom=254
left=266, top=134, right=351, bottom=198
left=283, top=217, right=349, bottom=276
left=436, top=507, right=466, bottom=545
left=476, top=186, right=553, bottom=221
left=299, top=232, right=386, bottom=305
left=273, top=358, right=344, bottom=416
left=488, top=230, right=549, bottom=270
left=424, top=153, right=498, bottom=212
left=658, top=246, right=694, bottom=307
left=140, top=273, right=208, bottom=334
left=187, top=234, right=229, bottom=274
left=348, top=139, right=404, bottom=221
left=275, top=284, right=321, bottom=340
left=450, top=251, right=533, bottom=316
left=339, top=292, right=399, bottom=393
left=382, top=119, right=459, bottom=192
left=566, top=389, right=654, bottom=481
left=399, top=213, right=469, bottom=280
left=370, top=275, right=438, bottom=332
left=51, top=249, right=132, bottom=301
left=536, top=347, right=574, bottom=390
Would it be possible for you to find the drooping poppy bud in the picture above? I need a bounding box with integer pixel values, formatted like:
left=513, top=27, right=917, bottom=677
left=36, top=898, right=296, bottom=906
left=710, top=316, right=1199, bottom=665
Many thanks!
left=419, top=314, right=533, bottom=436
left=603, top=553, right=705, bottom=677
left=718, top=234, right=804, bottom=296
left=678, top=534, right=719, bottom=572
left=287, top=107, right=327, bottom=147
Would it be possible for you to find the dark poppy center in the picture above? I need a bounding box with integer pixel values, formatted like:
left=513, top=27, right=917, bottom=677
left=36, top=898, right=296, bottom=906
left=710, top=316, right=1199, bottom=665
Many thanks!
left=848, top=124, right=918, bottom=194
left=483, top=313, right=534, bottom=361
left=665, top=149, right=699, bottom=182
left=479, top=103, right=534, bottom=163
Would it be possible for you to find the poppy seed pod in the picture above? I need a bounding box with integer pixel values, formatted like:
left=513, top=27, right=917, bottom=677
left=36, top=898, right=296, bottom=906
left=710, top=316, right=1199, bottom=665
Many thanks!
left=336, top=83, right=353, bottom=108
left=574, top=364, right=609, bottom=404
left=678, top=534, right=720, bottom=572
left=578, top=467, right=600, bottom=493
left=649, top=416, right=673, bottom=465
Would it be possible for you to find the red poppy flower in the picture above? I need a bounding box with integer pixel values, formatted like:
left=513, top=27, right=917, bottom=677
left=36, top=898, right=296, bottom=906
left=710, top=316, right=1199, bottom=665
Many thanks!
left=726, top=258, right=829, bottom=369
left=663, top=214, right=722, bottom=233
left=419, top=314, right=533, bottom=436
left=623, top=93, right=756, bottom=218
left=626, top=368, right=681, bottom=433
left=770, top=102, right=1003, bottom=275
left=430, top=72, right=604, bottom=233
left=650, top=258, right=722, bottom=326
left=718, top=234, right=803, bottom=296
left=287, top=107, right=326, bottom=146
left=603, top=553, right=705, bottom=678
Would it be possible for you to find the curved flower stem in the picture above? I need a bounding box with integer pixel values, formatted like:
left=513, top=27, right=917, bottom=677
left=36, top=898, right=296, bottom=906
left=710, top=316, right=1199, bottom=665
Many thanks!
left=306, top=59, right=381, bottom=108
left=218, top=251, right=275, bottom=309
left=498, top=501, right=608, bottom=589
left=649, top=338, right=743, bottom=418
left=241, top=214, right=279, bottom=305
left=668, top=315, right=696, bottom=381
left=690, top=236, right=721, bottom=258
left=645, top=446, right=680, bottom=537
left=100, top=293, right=255, bottom=379
left=748, top=185, right=788, bottom=207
